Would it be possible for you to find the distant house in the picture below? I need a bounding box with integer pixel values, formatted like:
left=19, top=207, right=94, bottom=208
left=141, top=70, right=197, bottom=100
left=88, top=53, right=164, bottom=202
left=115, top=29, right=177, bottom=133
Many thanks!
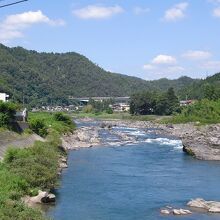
left=0, top=93, right=9, bottom=102
left=180, top=100, right=195, bottom=106
left=111, top=103, right=130, bottom=112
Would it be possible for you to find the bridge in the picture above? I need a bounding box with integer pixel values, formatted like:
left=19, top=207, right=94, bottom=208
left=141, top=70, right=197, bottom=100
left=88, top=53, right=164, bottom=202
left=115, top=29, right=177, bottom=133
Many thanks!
left=68, top=96, right=130, bottom=105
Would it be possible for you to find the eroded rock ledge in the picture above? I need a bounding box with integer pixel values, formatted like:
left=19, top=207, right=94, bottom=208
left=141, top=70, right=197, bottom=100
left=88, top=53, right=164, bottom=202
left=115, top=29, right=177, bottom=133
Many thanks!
left=161, top=123, right=220, bottom=160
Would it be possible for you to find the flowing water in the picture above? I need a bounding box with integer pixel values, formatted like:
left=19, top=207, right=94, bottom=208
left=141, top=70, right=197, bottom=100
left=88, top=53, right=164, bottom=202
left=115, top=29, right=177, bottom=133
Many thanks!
left=47, top=121, right=220, bottom=220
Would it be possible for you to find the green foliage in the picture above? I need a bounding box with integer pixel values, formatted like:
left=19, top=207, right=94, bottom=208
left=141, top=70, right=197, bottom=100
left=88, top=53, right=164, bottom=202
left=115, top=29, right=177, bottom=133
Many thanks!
left=106, top=107, right=113, bottom=114
left=130, top=88, right=179, bottom=116
left=0, top=163, right=47, bottom=219
left=178, top=73, right=220, bottom=100
left=165, top=99, right=220, bottom=124
left=29, top=112, right=75, bottom=134
left=204, top=83, right=219, bottom=100
left=29, top=118, right=48, bottom=137
left=0, top=44, right=198, bottom=107
left=0, top=108, right=75, bottom=219
left=0, top=101, right=17, bottom=128
left=88, top=99, right=114, bottom=113
left=130, top=91, right=156, bottom=115
left=83, top=104, right=93, bottom=113
left=54, top=112, right=72, bottom=125
left=4, top=141, right=60, bottom=190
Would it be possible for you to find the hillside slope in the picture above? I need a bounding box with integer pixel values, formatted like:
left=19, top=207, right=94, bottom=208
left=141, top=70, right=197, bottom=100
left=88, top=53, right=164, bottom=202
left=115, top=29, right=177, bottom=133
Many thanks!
left=178, top=73, right=220, bottom=99
left=0, top=44, right=197, bottom=106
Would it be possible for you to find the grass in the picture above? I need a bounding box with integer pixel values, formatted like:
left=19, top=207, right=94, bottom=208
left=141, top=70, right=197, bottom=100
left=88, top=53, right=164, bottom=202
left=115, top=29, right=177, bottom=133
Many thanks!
left=29, top=112, right=76, bottom=134
left=0, top=111, right=75, bottom=219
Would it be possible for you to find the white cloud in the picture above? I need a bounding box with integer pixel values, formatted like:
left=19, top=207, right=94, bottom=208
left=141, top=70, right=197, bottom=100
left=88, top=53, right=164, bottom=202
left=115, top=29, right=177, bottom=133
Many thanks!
left=201, top=60, right=220, bottom=69
left=143, top=54, right=184, bottom=79
left=0, top=10, right=65, bottom=43
left=72, top=5, right=124, bottom=19
left=152, top=54, right=177, bottom=65
left=134, top=7, right=150, bottom=15
left=143, top=65, right=185, bottom=79
left=163, top=2, right=188, bottom=22
left=143, top=64, right=155, bottom=70
left=182, top=50, right=212, bottom=60
left=213, top=7, right=220, bottom=17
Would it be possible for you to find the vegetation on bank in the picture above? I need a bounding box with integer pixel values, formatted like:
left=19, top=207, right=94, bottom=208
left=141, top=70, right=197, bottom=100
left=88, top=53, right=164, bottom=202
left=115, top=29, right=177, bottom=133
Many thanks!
left=0, top=111, right=75, bottom=219
left=29, top=112, right=75, bottom=136
left=163, top=99, right=220, bottom=124
left=0, top=101, right=18, bottom=129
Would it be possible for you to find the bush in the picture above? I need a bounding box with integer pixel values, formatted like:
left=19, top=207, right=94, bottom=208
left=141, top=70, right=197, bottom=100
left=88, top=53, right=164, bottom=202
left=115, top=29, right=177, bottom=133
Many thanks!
left=0, top=113, right=9, bottom=127
left=4, top=141, right=59, bottom=190
left=54, top=112, right=72, bottom=125
left=164, top=99, right=220, bottom=124
left=0, top=102, right=17, bottom=128
left=106, top=108, right=113, bottom=114
left=29, top=119, right=48, bottom=137
left=83, top=104, right=93, bottom=113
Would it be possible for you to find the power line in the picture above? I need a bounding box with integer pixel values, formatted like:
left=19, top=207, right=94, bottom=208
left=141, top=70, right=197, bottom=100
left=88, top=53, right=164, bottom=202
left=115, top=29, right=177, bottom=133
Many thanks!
left=0, top=0, right=28, bottom=8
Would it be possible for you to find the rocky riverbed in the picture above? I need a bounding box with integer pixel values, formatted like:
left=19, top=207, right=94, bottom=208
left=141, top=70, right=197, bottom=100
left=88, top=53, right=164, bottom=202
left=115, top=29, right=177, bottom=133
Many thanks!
left=62, top=118, right=220, bottom=161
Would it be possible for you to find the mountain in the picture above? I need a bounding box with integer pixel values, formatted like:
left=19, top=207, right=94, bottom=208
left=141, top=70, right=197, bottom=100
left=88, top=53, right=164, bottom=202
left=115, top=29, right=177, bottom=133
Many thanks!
left=0, top=44, right=198, bottom=107
left=178, top=73, right=220, bottom=100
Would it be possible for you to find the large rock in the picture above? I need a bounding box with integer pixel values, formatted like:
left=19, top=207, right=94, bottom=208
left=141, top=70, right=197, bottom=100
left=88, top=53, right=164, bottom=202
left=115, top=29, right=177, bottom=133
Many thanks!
left=23, top=190, right=56, bottom=205
left=187, top=198, right=220, bottom=213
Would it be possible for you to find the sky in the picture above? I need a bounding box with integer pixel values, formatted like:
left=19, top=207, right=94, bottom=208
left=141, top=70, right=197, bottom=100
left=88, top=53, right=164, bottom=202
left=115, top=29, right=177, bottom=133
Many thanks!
left=0, top=0, right=220, bottom=80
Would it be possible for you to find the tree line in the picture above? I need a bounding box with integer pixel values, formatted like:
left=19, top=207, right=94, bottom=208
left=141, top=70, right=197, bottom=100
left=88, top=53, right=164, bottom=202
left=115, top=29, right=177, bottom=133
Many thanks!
left=130, top=87, right=180, bottom=116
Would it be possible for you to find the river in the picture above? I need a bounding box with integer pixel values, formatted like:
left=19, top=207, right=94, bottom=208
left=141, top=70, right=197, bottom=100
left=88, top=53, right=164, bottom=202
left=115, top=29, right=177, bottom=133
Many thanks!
left=47, top=121, right=220, bottom=220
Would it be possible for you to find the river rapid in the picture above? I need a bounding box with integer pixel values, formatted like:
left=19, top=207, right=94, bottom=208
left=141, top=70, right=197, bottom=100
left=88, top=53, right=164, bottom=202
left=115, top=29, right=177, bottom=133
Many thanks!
left=47, top=120, right=220, bottom=220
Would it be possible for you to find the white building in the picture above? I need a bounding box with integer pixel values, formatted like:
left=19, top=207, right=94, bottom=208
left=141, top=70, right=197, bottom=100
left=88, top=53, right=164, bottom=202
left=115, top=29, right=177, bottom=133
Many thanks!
left=0, top=93, right=9, bottom=102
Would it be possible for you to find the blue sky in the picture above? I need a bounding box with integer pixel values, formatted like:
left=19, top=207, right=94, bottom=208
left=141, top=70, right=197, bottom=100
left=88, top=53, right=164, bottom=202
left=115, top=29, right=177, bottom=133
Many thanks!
left=1, top=0, right=220, bottom=80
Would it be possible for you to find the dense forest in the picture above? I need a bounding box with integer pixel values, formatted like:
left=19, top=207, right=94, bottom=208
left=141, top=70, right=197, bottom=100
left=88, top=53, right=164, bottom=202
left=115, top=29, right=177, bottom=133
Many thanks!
left=178, top=73, right=220, bottom=100
left=0, top=44, right=199, bottom=107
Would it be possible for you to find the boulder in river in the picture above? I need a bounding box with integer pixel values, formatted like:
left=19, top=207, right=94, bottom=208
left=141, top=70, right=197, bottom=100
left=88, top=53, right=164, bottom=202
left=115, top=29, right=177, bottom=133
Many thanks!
left=187, top=198, right=220, bottom=213
left=173, top=209, right=192, bottom=215
left=160, top=209, right=170, bottom=215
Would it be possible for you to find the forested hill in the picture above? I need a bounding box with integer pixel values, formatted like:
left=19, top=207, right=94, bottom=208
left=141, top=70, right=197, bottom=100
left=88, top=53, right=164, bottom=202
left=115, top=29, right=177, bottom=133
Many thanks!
left=0, top=44, right=197, bottom=106
left=178, top=72, right=220, bottom=100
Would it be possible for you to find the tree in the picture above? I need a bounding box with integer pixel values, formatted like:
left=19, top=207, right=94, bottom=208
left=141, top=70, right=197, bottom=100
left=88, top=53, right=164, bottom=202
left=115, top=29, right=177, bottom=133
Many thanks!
left=130, top=88, right=179, bottom=116
left=204, top=83, right=218, bottom=100
left=166, top=87, right=179, bottom=115
left=130, top=91, right=157, bottom=115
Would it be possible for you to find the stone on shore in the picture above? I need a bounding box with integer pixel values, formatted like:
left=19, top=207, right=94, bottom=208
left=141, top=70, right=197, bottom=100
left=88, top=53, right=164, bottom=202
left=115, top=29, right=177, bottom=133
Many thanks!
left=23, top=190, right=56, bottom=205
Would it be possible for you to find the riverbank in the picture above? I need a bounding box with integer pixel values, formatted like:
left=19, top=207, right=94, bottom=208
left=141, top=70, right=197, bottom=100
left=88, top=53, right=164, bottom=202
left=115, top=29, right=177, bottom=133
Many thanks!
left=0, top=112, right=75, bottom=220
